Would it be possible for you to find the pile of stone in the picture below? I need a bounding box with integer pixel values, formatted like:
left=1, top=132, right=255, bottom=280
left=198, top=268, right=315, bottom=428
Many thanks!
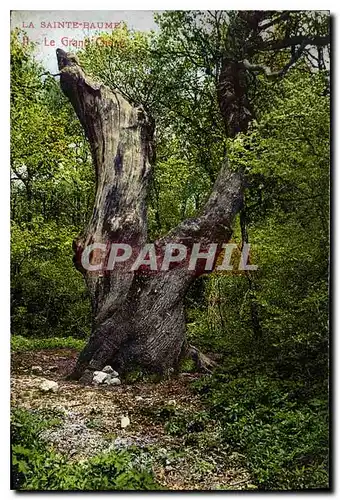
left=92, top=365, right=121, bottom=386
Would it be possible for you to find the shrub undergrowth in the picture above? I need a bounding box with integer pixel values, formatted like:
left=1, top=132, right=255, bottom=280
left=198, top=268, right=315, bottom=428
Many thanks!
left=11, top=408, right=161, bottom=491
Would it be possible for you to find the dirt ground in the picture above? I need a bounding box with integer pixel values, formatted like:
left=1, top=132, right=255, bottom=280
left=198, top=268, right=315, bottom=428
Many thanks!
left=11, top=348, right=254, bottom=490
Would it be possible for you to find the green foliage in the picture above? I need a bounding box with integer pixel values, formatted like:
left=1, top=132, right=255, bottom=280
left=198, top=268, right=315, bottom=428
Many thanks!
left=11, top=30, right=94, bottom=339
left=165, top=410, right=210, bottom=437
left=11, top=219, right=91, bottom=338
left=141, top=403, right=209, bottom=438
left=193, top=370, right=329, bottom=490
left=179, top=357, right=196, bottom=373
left=11, top=335, right=86, bottom=352
left=11, top=408, right=161, bottom=491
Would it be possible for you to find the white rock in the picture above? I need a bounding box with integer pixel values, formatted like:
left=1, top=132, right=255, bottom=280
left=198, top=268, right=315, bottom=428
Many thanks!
left=40, top=380, right=58, bottom=393
left=107, top=377, right=121, bottom=386
left=135, top=396, right=143, bottom=401
left=103, top=376, right=112, bottom=385
left=102, top=366, right=119, bottom=377
left=92, top=372, right=109, bottom=385
left=102, top=365, right=113, bottom=373
left=121, top=416, right=130, bottom=428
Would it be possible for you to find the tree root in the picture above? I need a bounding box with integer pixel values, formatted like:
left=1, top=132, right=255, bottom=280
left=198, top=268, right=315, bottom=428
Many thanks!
left=186, top=345, right=219, bottom=374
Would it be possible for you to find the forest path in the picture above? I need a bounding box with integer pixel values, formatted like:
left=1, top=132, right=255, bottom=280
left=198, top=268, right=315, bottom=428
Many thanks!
left=11, top=348, right=254, bottom=490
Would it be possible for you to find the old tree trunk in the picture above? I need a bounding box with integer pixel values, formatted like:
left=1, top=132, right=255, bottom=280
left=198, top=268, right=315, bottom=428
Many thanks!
left=56, top=49, right=244, bottom=383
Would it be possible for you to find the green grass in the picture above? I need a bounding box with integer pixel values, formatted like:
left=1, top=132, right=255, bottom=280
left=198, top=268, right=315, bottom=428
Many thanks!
left=11, top=335, right=86, bottom=353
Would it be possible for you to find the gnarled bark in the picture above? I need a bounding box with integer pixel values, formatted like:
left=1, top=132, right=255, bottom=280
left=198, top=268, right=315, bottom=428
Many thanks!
left=56, top=49, right=244, bottom=382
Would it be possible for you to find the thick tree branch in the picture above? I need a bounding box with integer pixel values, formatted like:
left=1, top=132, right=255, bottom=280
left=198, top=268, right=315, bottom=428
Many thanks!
left=258, top=34, right=330, bottom=52
left=241, top=40, right=308, bottom=79
left=258, top=11, right=291, bottom=32
left=57, top=48, right=154, bottom=319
